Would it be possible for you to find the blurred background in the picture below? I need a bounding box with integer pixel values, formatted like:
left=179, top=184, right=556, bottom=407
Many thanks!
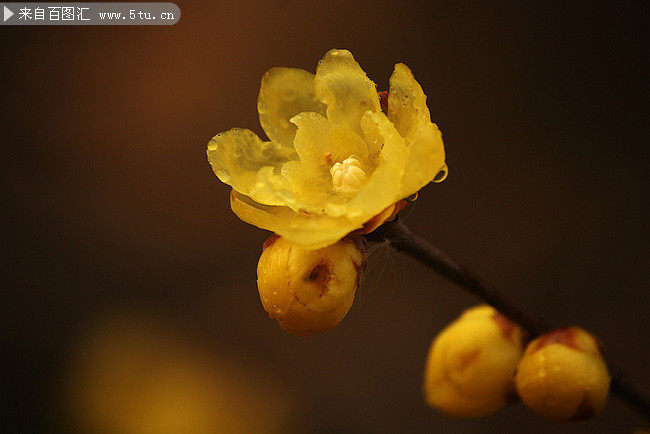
left=1, top=1, right=648, bottom=432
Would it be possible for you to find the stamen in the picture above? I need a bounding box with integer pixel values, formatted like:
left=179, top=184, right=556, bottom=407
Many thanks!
left=330, top=156, right=367, bottom=194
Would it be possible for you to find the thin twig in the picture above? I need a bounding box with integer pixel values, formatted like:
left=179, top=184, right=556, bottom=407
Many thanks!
left=366, top=218, right=650, bottom=421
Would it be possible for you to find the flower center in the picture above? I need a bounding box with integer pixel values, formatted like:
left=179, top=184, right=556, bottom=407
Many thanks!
left=330, top=156, right=367, bottom=194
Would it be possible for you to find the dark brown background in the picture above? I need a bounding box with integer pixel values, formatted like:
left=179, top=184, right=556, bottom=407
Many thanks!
left=2, top=1, right=648, bottom=432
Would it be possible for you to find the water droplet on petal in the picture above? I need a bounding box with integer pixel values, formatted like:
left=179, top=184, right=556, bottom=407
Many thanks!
left=433, top=164, right=448, bottom=183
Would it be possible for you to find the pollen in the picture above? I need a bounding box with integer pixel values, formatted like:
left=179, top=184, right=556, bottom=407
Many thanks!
left=330, top=156, right=367, bottom=194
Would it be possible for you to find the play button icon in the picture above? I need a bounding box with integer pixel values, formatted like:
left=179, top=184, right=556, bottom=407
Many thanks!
left=4, top=6, right=14, bottom=22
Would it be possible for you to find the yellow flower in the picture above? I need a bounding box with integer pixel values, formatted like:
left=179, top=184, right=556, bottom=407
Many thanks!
left=208, top=49, right=447, bottom=249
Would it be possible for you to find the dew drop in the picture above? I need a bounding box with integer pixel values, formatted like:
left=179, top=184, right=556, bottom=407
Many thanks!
left=433, top=164, right=448, bottom=183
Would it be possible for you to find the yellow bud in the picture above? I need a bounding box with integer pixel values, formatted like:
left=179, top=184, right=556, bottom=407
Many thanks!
left=515, top=326, right=610, bottom=421
left=256, top=235, right=364, bottom=336
left=423, top=305, right=524, bottom=418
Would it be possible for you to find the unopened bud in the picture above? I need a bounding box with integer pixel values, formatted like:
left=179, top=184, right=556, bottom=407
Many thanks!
left=423, top=305, right=524, bottom=418
left=257, top=235, right=365, bottom=336
left=515, top=326, right=610, bottom=421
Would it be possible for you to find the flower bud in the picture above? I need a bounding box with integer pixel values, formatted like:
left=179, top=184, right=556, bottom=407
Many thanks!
left=423, top=305, right=524, bottom=418
left=515, top=326, right=610, bottom=421
left=257, top=235, right=365, bottom=336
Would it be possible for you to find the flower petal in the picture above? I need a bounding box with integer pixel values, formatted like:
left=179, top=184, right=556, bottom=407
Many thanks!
left=314, top=49, right=380, bottom=137
left=401, top=122, right=446, bottom=196
left=291, top=112, right=369, bottom=167
left=230, top=190, right=361, bottom=250
left=346, top=111, right=409, bottom=218
left=207, top=128, right=296, bottom=206
left=258, top=67, right=327, bottom=145
left=388, top=63, right=447, bottom=195
left=276, top=160, right=330, bottom=212
left=388, top=63, right=430, bottom=139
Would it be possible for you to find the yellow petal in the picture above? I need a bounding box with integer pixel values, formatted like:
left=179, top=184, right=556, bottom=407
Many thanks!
left=401, top=122, right=446, bottom=196
left=231, top=190, right=362, bottom=250
left=258, top=67, right=327, bottom=145
left=388, top=63, right=447, bottom=195
left=347, top=111, right=409, bottom=219
left=276, top=161, right=330, bottom=212
left=388, top=63, right=431, bottom=139
left=208, top=129, right=333, bottom=215
left=291, top=112, right=369, bottom=167
left=207, top=128, right=296, bottom=206
left=314, top=49, right=380, bottom=137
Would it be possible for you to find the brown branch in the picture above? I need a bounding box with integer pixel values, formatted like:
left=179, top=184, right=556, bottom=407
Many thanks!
left=366, top=218, right=650, bottom=421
